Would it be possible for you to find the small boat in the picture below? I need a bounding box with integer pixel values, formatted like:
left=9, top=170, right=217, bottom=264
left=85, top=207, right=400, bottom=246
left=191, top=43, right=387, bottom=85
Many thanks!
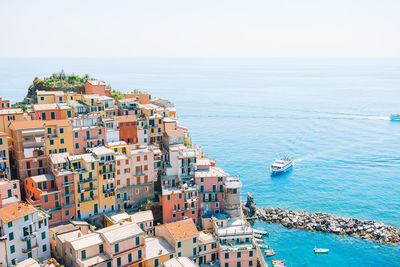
left=390, top=114, right=400, bottom=121
left=270, top=158, right=293, bottom=176
left=258, top=244, right=269, bottom=249
left=255, top=238, right=264, bottom=243
left=254, top=233, right=263, bottom=239
left=265, top=249, right=275, bottom=257
left=254, top=229, right=269, bottom=236
left=314, top=247, right=329, bottom=254
left=271, top=260, right=286, bottom=267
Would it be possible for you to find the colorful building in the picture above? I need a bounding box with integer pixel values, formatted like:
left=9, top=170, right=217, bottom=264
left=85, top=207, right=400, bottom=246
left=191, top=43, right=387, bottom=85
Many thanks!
left=0, top=108, right=25, bottom=134
left=9, top=120, right=47, bottom=180
left=0, top=131, right=11, bottom=179
left=44, top=120, right=74, bottom=155
left=33, top=103, right=74, bottom=120
left=195, top=158, right=227, bottom=216
left=116, top=115, right=138, bottom=144
left=0, top=203, right=50, bottom=266
left=37, top=91, right=66, bottom=104
left=72, top=115, right=106, bottom=154
left=198, top=231, right=218, bottom=265
left=0, top=178, right=20, bottom=208
left=84, top=80, right=110, bottom=96
left=0, top=96, right=10, bottom=109
left=155, top=219, right=199, bottom=263
left=144, top=237, right=175, bottom=267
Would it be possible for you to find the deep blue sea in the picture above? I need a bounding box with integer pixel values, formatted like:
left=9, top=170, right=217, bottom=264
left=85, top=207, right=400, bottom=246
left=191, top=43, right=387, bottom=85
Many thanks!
left=1, top=58, right=400, bottom=266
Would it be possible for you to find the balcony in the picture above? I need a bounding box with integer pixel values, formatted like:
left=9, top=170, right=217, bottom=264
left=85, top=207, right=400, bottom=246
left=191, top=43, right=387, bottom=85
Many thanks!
left=99, top=160, right=114, bottom=166
left=62, top=181, right=73, bottom=187
left=62, top=192, right=74, bottom=197
left=85, top=136, right=98, bottom=141
left=48, top=207, right=62, bottom=213
left=79, top=196, right=97, bottom=203
left=63, top=203, right=74, bottom=208
left=20, top=232, right=37, bottom=241
left=78, top=177, right=96, bottom=184
left=22, top=243, right=39, bottom=253
left=133, top=172, right=145, bottom=176
left=80, top=186, right=97, bottom=192
left=99, top=169, right=114, bottom=174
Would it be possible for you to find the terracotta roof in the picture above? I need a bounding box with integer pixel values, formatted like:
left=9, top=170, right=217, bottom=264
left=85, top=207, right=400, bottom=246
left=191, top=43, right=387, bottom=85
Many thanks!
left=0, top=108, right=23, bottom=115
left=37, top=90, right=65, bottom=96
left=166, top=129, right=185, bottom=137
left=163, top=219, right=199, bottom=241
left=44, top=119, right=71, bottom=127
left=116, top=115, right=137, bottom=123
left=10, top=120, right=45, bottom=130
left=0, top=203, right=37, bottom=223
left=86, top=80, right=105, bottom=86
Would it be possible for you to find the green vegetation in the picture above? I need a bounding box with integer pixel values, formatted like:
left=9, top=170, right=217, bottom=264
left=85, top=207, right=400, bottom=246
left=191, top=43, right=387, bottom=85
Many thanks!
left=110, top=90, right=124, bottom=100
left=39, top=70, right=90, bottom=88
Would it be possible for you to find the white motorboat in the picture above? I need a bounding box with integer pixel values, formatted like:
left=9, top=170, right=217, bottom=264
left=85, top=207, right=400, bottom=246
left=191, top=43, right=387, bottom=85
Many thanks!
left=270, top=158, right=293, bottom=175
left=258, top=244, right=269, bottom=249
left=314, top=247, right=329, bottom=254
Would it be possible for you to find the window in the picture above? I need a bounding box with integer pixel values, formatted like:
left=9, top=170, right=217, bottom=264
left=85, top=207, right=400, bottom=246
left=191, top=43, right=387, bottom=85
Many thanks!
left=136, top=236, right=140, bottom=245
left=177, top=241, right=181, bottom=248
left=193, top=237, right=197, bottom=243
left=167, top=195, right=171, bottom=200
left=178, top=252, right=181, bottom=257
left=237, top=262, right=241, bottom=267
left=179, top=193, right=182, bottom=199
left=115, top=243, right=119, bottom=253
left=50, top=139, right=54, bottom=145
left=225, top=263, right=229, bottom=267
left=237, top=252, right=241, bottom=258
left=117, top=257, right=121, bottom=267
left=42, top=232, right=46, bottom=239
left=193, top=247, right=197, bottom=255
left=170, top=254, right=173, bottom=259
left=51, top=112, right=55, bottom=120
left=44, top=195, right=48, bottom=203
left=81, top=250, right=86, bottom=259
left=42, top=112, right=46, bottom=120
left=74, top=132, right=78, bottom=138
left=98, top=129, right=102, bottom=135
left=61, top=138, right=64, bottom=144
left=75, top=143, right=79, bottom=149
left=9, top=232, right=14, bottom=241
left=65, top=210, right=69, bottom=216
left=67, top=110, right=72, bottom=118
left=200, top=177, right=204, bottom=183
left=99, top=244, right=104, bottom=253
left=10, top=245, right=15, bottom=253
left=24, top=215, right=29, bottom=221
left=60, top=128, right=64, bottom=134
left=43, top=244, right=47, bottom=252
left=225, top=253, right=229, bottom=259
left=155, top=259, right=159, bottom=266
left=249, top=260, right=253, bottom=266
left=249, top=251, right=253, bottom=257
left=40, top=96, right=44, bottom=101
left=138, top=249, right=142, bottom=258
left=128, top=253, right=132, bottom=262
left=8, top=221, right=12, bottom=228
left=7, top=189, right=11, bottom=198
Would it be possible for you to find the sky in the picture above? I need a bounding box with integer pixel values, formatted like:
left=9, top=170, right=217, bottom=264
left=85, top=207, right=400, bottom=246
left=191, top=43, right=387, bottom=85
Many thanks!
left=0, top=0, right=399, bottom=58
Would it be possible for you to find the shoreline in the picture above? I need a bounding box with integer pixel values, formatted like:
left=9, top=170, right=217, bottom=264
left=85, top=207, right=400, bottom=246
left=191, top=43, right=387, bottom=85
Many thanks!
left=243, top=193, right=400, bottom=245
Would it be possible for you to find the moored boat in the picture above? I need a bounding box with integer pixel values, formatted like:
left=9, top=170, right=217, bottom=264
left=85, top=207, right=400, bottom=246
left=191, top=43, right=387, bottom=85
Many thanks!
left=265, top=249, right=276, bottom=257
left=254, top=229, right=269, bottom=236
left=255, top=238, right=263, bottom=243
left=271, top=259, right=286, bottom=267
left=270, top=158, right=293, bottom=175
left=254, top=233, right=263, bottom=239
left=314, top=247, right=329, bottom=254
left=258, top=244, right=269, bottom=249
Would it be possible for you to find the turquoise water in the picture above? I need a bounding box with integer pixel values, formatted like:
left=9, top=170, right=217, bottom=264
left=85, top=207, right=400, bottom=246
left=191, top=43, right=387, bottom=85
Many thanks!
left=1, top=58, right=400, bottom=266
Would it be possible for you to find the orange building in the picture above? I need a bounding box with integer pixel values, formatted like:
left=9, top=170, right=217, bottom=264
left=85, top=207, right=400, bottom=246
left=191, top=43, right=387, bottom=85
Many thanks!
left=0, top=96, right=10, bottom=109
left=116, top=115, right=138, bottom=144
left=9, top=120, right=47, bottom=181
left=125, top=92, right=151, bottom=104
left=0, top=108, right=25, bottom=135
left=84, top=80, right=111, bottom=96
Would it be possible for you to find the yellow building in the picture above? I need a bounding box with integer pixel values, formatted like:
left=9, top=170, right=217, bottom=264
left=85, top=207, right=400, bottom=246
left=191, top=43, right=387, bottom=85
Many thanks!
left=37, top=90, right=66, bottom=104
left=106, top=140, right=127, bottom=154
left=91, top=146, right=117, bottom=215
left=0, top=108, right=25, bottom=135
left=69, top=153, right=100, bottom=219
left=44, top=120, right=73, bottom=155
left=78, top=94, right=106, bottom=116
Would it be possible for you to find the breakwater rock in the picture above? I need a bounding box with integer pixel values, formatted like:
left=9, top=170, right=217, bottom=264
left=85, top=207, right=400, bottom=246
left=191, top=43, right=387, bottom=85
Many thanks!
left=256, top=207, right=400, bottom=245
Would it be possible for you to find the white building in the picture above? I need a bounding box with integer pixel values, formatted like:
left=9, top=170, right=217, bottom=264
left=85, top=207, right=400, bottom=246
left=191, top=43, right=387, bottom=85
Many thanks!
left=0, top=203, right=50, bottom=266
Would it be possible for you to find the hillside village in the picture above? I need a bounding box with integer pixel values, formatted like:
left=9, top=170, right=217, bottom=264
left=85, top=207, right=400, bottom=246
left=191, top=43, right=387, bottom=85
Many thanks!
left=0, top=76, right=264, bottom=267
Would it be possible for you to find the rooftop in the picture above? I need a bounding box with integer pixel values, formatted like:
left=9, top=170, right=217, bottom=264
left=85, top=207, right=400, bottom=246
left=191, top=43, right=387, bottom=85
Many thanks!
left=44, top=119, right=72, bottom=127
left=91, top=146, right=114, bottom=156
left=199, top=231, right=216, bottom=245
left=97, top=222, right=143, bottom=244
left=30, top=173, right=55, bottom=183
left=162, top=219, right=199, bottom=242
left=165, top=129, right=185, bottom=137
left=49, top=152, right=70, bottom=164
left=37, top=90, right=65, bottom=96
left=0, top=108, right=23, bottom=115
left=10, top=120, right=45, bottom=130
left=86, top=80, right=105, bottom=86
left=130, top=210, right=154, bottom=223
left=69, top=232, right=104, bottom=250
left=224, top=177, right=242, bottom=189
left=68, top=153, right=97, bottom=163
left=116, top=115, right=137, bottom=123
left=33, top=103, right=72, bottom=111
left=195, top=166, right=227, bottom=178
left=145, top=237, right=175, bottom=260
left=163, top=257, right=197, bottom=267
left=0, top=202, right=37, bottom=223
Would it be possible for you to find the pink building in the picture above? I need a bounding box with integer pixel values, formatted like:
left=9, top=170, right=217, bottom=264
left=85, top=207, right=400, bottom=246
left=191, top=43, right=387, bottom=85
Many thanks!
left=72, top=116, right=106, bottom=154
left=0, top=96, right=10, bottom=110
left=0, top=178, right=20, bottom=208
left=195, top=158, right=227, bottom=216
left=84, top=80, right=111, bottom=96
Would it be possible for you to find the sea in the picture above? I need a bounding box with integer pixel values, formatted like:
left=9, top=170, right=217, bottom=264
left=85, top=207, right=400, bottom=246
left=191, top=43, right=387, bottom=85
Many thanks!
left=1, top=58, right=400, bottom=266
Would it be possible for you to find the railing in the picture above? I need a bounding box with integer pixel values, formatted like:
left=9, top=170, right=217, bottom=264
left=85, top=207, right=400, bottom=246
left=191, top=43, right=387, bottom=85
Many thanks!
left=63, top=203, right=74, bottom=208
left=62, top=181, right=73, bottom=187
left=22, top=243, right=39, bottom=253
left=20, top=232, right=37, bottom=241
left=133, top=172, right=145, bottom=176
left=62, top=192, right=74, bottom=197
left=78, top=177, right=96, bottom=184
left=81, top=186, right=97, bottom=192
left=48, top=207, right=62, bottom=213
left=79, top=196, right=97, bottom=203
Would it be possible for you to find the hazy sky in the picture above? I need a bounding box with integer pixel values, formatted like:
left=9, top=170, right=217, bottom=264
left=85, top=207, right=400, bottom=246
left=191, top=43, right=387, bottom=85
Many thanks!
left=1, top=0, right=399, bottom=58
